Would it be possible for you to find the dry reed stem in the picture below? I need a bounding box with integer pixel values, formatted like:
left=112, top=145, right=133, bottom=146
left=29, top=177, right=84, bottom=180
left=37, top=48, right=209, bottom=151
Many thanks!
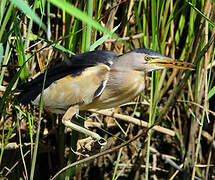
left=89, top=109, right=175, bottom=136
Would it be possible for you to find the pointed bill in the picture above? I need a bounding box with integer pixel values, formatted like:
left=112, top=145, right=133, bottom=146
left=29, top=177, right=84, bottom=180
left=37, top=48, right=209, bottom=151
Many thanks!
left=148, top=58, right=194, bottom=70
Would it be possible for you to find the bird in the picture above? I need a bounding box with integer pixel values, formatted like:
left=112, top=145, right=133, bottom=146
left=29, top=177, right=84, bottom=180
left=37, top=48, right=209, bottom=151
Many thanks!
left=16, top=49, right=192, bottom=144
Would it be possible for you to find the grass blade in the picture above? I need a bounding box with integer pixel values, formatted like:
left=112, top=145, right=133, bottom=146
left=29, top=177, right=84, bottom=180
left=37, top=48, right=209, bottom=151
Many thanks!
left=207, top=86, right=215, bottom=100
left=49, top=0, right=118, bottom=40
left=9, top=0, right=46, bottom=30
left=0, top=43, right=3, bottom=65
left=90, top=24, right=120, bottom=51
left=187, top=1, right=215, bottom=27
left=85, top=0, right=93, bottom=51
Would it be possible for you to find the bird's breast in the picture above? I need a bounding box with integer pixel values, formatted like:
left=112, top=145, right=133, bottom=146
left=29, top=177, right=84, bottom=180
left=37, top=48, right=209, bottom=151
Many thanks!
left=81, top=70, right=146, bottom=110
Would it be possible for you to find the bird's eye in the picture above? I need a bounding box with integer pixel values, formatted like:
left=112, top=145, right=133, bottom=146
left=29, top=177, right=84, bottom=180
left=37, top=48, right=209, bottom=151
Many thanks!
left=145, top=55, right=151, bottom=61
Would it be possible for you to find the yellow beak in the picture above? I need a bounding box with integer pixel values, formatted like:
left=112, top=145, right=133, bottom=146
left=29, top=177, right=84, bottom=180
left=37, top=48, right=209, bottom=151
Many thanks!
left=148, top=58, right=194, bottom=70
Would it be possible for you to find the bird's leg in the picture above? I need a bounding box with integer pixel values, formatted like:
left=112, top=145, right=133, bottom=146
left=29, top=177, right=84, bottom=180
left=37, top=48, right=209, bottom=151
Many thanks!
left=62, top=105, right=107, bottom=145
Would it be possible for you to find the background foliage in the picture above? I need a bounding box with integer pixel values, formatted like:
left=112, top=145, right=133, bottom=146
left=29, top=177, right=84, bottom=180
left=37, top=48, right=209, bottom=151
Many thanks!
left=0, top=0, right=215, bottom=179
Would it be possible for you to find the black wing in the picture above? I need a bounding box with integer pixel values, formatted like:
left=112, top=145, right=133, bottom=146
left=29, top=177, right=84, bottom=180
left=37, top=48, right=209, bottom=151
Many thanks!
left=16, top=50, right=117, bottom=104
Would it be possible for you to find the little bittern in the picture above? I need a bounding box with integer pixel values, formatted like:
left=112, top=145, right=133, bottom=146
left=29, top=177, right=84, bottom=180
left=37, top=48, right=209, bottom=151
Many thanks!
left=17, top=49, right=192, bottom=143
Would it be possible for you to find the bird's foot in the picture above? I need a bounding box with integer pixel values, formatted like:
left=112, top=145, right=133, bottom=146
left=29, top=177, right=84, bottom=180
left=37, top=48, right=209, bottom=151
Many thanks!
left=76, top=136, right=106, bottom=157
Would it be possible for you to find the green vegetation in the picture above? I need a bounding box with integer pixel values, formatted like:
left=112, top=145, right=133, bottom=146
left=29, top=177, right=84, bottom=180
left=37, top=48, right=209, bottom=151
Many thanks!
left=0, top=0, right=214, bottom=179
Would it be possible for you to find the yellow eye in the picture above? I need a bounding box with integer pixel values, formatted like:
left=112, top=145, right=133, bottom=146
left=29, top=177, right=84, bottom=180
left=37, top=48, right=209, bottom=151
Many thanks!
left=145, top=55, right=151, bottom=61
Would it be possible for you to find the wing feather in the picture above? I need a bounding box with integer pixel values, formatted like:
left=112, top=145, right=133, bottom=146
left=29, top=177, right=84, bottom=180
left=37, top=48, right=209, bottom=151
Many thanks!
left=16, top=50, right=116, bottom=104
left=32, top=64, right=110, bottom=113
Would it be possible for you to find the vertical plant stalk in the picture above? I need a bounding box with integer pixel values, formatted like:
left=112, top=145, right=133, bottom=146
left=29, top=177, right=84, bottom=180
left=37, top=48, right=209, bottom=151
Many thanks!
left=170, top=0, right=175, bottom=58
left=85, top=0, right=93, bottom=51
left=145, top=73, right=154, bottom=180
left=205, top=48, right=215, bottom=179
left=23, top=0, right=37, bottom=51
left=142, top=0, right=149, bottom=47
left=191, top=112, right=205, bottom=180
left=65, top=124, right=79, bottom=179
left=123, top=0, right=134, bottom=38
left=180, top=0, right=196, bottom=58
left=30, top=70, right=47, bottom=180
left=17, top=113, right=29, bottom=179
left=145, top=0, right=157, bottom=179
left=0, top=3, right=13, bottom=41
left=151, top=0, right=156, bottom=49
left=47, top=1, right=51, bottom=41
left=112, top=147, right=123, bottom=180
left=145, top=72, right=159, bottom=180
left=0, top=120, right=16, bottom=167
left=191, top=1, right=212, bottom=178
left=0, top=120, right=5, bottom=166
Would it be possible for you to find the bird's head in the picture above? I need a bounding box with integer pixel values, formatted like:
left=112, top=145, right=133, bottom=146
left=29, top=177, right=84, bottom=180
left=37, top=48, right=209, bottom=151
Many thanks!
left=119, top=48, right=193, bottom=72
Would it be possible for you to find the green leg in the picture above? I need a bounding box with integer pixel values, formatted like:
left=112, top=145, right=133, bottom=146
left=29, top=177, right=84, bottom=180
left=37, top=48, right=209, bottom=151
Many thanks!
left=61, top=106, right=107, bottom=145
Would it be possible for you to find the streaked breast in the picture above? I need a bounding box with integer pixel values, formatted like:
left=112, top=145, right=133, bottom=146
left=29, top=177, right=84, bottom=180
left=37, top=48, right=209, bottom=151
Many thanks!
left=81, top=70, right=145, bottom=110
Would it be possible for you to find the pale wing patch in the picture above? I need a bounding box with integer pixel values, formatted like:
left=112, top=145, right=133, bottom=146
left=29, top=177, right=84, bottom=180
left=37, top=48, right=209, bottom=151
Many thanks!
left=93, top=78, right=108, bottom=98
left=33, top=64, right=110, bottom=113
